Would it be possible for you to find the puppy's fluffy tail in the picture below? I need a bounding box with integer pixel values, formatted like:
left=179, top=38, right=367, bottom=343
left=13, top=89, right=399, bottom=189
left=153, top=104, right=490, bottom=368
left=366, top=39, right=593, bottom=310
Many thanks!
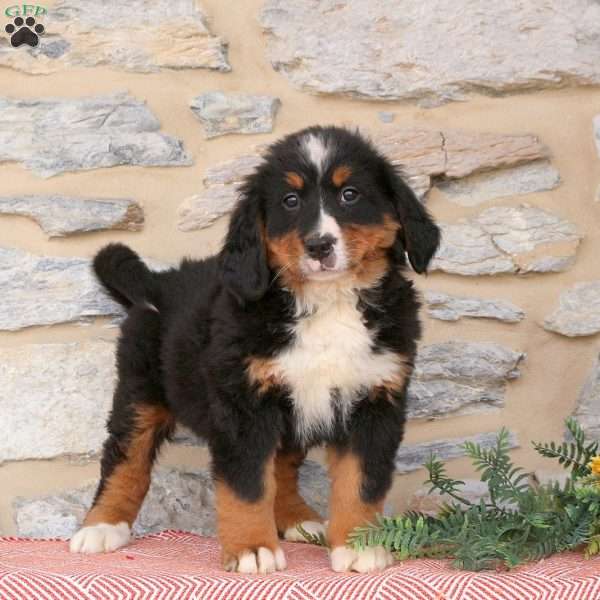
left=93, top=243, right=158, bottom=310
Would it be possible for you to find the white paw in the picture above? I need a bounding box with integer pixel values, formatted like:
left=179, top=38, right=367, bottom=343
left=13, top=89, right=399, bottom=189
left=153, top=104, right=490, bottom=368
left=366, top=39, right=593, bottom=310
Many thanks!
left=330, top=545, right=394, bottom=573
left=69, top=522, right=131, bottom=554
left=227, top=547, right=287, bottom=575
left=283, top=520, right=326, bottom=543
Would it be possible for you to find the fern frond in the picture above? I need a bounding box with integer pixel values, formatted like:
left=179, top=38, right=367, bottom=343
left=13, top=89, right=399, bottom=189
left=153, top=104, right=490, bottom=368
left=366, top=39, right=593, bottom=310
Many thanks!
left=296, top=523, right=328, bottom=547
left=424, top=454, right=472, bottom=507
left=351, top=418, right=600, bottom=572
left=464, top=427, right=528, bottom=506
left=586, top=534, right=600, bottom=557
left=533, top=419, right=598, bottom=479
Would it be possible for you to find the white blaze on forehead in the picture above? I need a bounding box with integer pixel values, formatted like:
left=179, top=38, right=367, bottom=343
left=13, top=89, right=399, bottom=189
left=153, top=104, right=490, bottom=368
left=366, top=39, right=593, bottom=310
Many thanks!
left=317, top=208, right=341, bottom=239
left=302, top=133, right=330, bottom=175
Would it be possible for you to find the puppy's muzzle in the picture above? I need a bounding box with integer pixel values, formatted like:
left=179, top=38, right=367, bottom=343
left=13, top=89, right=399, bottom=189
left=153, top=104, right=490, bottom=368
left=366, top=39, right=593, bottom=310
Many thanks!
left=305, top=234, right=336, bottom=267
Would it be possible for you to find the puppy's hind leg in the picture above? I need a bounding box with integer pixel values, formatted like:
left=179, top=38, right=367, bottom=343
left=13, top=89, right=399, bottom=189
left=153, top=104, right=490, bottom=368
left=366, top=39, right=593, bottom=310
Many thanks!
left=70, top=307, right=174, bottom=554
left=274, top=449, right=325, bottom=543
left=69, top=399, right=174, bottom=554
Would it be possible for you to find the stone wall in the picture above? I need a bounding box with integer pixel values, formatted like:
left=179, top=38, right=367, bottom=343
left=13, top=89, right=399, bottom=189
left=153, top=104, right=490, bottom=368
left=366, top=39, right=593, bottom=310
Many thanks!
left=0, top=0, right=599, bottom=537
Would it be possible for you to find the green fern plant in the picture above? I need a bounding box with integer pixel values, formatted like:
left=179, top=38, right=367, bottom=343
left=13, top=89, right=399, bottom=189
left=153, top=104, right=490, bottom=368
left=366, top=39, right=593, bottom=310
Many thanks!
left=586, top=533, right=600, bottom=558
left=296, top=523, right=328, bottom=547
left=349, top=513, right=452, bottom=560
left=347, top=418, right=600, bottom=571
left=532, top=417, right=598, bottom=479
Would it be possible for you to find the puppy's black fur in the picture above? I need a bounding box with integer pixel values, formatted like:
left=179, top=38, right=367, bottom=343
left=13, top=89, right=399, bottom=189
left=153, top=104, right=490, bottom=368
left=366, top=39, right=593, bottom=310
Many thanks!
left=82, top=125, right=440, bottom=569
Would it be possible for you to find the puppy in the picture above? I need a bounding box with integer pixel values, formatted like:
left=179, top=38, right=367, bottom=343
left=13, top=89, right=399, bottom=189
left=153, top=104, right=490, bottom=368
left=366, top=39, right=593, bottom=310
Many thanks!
left=69, top=126, right=440, bottom=574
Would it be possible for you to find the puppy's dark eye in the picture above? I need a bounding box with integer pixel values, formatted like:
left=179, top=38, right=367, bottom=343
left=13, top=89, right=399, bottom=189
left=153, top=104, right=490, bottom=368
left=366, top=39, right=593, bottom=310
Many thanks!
left=341, top=187, right=360, bottom=205
left=282, top=193, right=300, bottom=210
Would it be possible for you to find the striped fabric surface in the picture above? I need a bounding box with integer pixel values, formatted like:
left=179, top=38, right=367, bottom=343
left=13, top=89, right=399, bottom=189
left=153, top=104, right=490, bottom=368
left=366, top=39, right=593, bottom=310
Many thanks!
left=1, top=531, right=600, bottom=600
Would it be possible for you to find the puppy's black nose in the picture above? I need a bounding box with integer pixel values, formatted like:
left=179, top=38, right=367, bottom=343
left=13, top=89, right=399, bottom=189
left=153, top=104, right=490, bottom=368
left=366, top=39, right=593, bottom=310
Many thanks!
left=305, top=234, right=336, bottom=260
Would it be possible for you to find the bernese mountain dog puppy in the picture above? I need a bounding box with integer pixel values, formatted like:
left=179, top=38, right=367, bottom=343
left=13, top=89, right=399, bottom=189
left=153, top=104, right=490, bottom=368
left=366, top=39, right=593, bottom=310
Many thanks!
left=69, top=126, right=440, bottom=574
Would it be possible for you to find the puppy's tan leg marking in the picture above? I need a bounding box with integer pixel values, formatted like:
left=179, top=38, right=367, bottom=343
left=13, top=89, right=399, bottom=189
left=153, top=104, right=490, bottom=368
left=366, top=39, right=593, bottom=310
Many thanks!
left=216, top=454, right=286, bottom=574
left=326, top=449, right=393, bottom=573
left=274, top=450, right=325, bottom=542
left=70, top=404, right=173, bottom=554
left=85, top=404, right=172, bottom=527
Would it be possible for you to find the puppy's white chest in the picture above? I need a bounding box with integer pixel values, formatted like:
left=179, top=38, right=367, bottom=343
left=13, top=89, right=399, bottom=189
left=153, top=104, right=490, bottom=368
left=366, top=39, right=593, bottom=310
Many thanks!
left=273, top=294, right=399, bottom=438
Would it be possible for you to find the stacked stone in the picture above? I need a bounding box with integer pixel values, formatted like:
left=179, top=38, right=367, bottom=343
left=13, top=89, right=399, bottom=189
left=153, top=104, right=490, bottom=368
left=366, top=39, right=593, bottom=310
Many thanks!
left=0, top=0, right=599, bottom=537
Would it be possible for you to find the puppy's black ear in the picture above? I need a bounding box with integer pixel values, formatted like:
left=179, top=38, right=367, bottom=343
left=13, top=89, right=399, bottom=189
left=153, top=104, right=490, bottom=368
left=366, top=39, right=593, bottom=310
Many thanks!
left=383, top=164, right=440, bottom=274
left=219, top=186, right=270, bottom=303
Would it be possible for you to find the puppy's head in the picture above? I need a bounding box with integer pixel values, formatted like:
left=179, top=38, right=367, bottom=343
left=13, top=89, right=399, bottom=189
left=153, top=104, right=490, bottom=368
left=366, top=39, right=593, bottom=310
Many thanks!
left=220, top=126, right=440, bottom=302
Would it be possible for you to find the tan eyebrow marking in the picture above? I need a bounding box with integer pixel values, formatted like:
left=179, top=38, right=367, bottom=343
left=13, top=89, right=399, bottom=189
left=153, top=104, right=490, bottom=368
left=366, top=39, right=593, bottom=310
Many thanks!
left=285, top=171, right=304, bottom=190
left=332, top=165, right=352, bottom=187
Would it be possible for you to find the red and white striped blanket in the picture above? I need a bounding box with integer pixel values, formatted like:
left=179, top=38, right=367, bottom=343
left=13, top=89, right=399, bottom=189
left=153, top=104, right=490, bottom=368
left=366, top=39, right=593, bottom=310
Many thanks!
left=1, top=531, right=600, bottom=599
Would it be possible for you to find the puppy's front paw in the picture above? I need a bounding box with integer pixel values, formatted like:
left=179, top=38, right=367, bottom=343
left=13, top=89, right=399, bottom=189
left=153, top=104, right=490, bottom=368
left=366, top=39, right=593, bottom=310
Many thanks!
left=283, top=520, right=326, bottom=543
left=224, top=546, right=287, bottom=574
left=69, top=522, right=131, bottom=554
left=330, top=545, right=394, bottom=573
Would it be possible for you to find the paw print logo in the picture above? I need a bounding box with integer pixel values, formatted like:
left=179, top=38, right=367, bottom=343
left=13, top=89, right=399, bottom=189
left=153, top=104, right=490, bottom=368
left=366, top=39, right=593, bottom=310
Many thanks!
left=5, top=16, right=45, bottom=47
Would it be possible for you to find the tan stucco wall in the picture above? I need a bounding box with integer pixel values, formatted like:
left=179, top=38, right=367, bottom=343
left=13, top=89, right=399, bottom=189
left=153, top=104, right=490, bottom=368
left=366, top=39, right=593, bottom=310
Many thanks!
left=1, top=0, right=599, bottom=535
